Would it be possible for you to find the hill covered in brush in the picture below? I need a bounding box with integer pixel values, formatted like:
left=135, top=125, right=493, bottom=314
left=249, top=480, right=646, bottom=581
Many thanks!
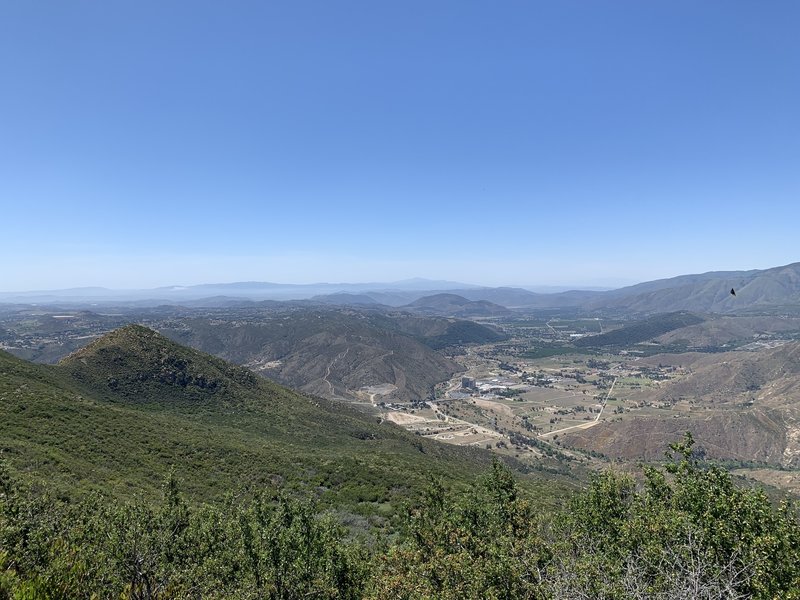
left=3, top=433, right=799, bottom=598
left=1, top=325, right=564, bottom=511
left=574, top=311, right=706, bottom=349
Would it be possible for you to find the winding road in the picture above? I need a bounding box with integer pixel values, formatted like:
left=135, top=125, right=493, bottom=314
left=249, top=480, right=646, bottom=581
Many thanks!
left=322, top=347, right=349, bottom=396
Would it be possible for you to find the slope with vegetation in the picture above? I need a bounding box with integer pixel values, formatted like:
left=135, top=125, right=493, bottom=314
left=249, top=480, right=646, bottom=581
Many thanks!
left=654, top=314, right=800, bottom=348
left=574, top=311, right=705, bottom=349
left=1, top=326, right=565, bottom=513
left=2, top=434, right=799, bottom=598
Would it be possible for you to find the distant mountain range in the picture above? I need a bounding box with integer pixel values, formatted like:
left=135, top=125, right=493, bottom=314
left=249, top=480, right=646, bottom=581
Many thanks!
left=0, top=278, right=481, bottom=304
left=2, top=262, right=799, bottom=315
left=307, top=263, right=800, bottom=314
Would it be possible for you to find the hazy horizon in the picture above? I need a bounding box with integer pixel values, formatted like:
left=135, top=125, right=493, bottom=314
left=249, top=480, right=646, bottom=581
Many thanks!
left=2, top=259, right=799, bottom=296
left=0, top=275, right=627, bottom=295
left=3, top=257, right=798, bottom=294
left=3, top=2, right=798, bottom=292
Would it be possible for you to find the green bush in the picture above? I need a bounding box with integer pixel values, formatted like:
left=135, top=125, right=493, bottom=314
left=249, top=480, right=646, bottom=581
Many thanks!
left=3, top=437, right=800, bottom=599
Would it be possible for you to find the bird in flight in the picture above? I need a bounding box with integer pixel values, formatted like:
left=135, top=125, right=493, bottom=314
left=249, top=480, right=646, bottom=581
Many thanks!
left=730, top=288, right=736, bottom=296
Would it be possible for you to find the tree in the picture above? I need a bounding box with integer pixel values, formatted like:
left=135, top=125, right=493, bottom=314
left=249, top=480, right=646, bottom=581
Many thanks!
left=367, top=459, right=548, bottom=599
left=549, top=432, right=800, bottom=599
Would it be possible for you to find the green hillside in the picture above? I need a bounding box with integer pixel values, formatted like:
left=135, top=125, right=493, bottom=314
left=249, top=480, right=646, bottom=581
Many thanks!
left=3, top=433, right=799, bottom=598
left=1, top=326, right=568, bottom=512
left=574, top=311, right=705, bottom=349
left=6, top=326, right=800, bottom=597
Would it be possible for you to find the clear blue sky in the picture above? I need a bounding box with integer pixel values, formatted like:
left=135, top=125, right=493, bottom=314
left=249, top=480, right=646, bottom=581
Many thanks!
left=2, top=1, right=798, bottom=290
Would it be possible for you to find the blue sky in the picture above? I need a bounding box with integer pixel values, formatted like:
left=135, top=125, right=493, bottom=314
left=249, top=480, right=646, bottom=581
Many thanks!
left=2, top=1, right=799, bottom=290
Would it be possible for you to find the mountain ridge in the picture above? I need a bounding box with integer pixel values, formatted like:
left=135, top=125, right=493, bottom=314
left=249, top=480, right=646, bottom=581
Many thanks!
left=3, top=261, right=800, bottom=314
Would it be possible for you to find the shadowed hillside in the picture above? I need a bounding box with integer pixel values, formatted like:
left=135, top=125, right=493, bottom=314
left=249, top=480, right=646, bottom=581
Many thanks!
left=654, top=315, right=800, bottom=348
left=158, top=309, right=504, bottom=402
left=574, top=311, right=705, bottom=349
left=402, top=293, right=512, bottom=317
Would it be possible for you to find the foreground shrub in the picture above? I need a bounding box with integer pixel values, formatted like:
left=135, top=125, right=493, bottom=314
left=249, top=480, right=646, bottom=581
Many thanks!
left=2, top=435, right=800, bottom=598
left=548, top=433, right=800, bottom=599
left=366, top=460, right=548, bottom=599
